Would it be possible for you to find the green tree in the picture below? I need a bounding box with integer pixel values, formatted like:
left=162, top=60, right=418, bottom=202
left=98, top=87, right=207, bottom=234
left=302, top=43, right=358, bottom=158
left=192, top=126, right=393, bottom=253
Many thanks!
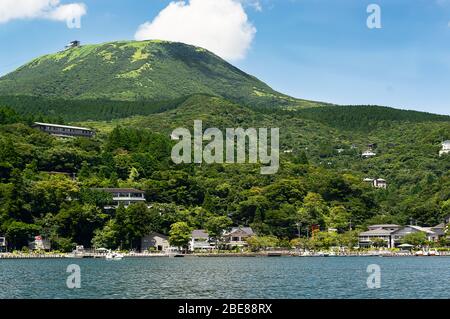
left=325, top=205, right=351, bottom=232
left=296, top=192, right=328, bottom=237
left=114, top=202, right=154, bottom=250
left=92, top=220, right=119, bottom=249
left=246, top=235, right=279, bottom=252
left=5, top=221, right=39, bottom=250
left=338, top=230, right=359, bottom=249
left=169, top=222, right=192, bottom=251
left=205, top=215, right=232, bottom=243
left=370, top=237, right=387, bottom=248
left=310, top=231, right=339, bottom=250
left=401, top=232, right=428, bottom=247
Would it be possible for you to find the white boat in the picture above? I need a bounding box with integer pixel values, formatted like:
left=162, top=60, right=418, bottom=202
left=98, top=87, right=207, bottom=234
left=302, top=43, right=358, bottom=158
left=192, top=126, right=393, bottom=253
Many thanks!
left=166, top=247, right=184, bottom=258
left=105, top=251, right=124, bottom=260
left=429, top=249, right=440, bottom=256
left=300, top=251, right=311, bottom=257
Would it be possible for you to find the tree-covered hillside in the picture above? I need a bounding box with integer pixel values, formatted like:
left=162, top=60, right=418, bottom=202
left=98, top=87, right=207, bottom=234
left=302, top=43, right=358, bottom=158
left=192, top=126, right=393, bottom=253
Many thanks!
left=0, top=96, right=449, bottom=251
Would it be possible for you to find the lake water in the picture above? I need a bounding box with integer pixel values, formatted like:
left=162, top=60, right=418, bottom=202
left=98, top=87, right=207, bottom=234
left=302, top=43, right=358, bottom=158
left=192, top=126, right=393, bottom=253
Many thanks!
left=1, top=257, right=449, bottom=299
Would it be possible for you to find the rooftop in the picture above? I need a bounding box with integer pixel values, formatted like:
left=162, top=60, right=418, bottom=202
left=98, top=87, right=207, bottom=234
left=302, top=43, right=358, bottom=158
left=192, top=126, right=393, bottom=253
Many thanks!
left=224, top=227, right=255, bottom=237
left=408, top=225, right=437, bottom=235
left=368, top=224, right=400, bottom=229
left=192, top=230, right=209, bottom=238
left=34, top=122, right=93, bottom=131
left=359, top=229, right=395, bottom=236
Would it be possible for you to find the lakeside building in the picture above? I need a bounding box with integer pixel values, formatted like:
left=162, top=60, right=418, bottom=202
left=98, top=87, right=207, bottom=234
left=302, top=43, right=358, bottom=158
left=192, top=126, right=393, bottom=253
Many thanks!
left=359, top=225, right=401, bottom=248
left=359, top=224, right=445, bottom=248
left=223, top=227, right=255, bottom=248
left=190, top=230, right=215, bottom=251
left=439, top=140, right=450, bottom=156
left=28, top=236, right=51, bottom=251
left=33, top=122, right=95, bottom=138
left=141, top=232, right=170, bottom=252
left=91, top=188, right=146, bottom=209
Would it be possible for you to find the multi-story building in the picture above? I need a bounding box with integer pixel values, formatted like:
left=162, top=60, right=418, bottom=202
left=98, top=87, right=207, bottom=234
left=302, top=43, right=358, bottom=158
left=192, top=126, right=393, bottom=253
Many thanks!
left=358, top=225, right=401, bottom=248
left=33, top=122, right=95, bottom=138
left=359, top=224, right=445, bottom=248
left=190, top=230, right=215, bottom=251
left=223, top=227, right=255, bottom=248
left=92, top=188, right=147, bottom=209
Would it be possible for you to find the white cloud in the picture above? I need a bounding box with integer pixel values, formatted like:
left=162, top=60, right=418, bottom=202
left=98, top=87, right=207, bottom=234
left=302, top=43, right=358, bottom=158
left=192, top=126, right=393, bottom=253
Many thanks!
left=0, top=0, right=87, bottom=28
left=135, top=0, right=257, bottom=61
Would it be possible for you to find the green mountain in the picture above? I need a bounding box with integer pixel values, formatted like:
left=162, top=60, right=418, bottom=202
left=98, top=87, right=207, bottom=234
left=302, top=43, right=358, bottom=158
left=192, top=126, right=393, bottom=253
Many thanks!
left=0, top=40, right=318, bottom=110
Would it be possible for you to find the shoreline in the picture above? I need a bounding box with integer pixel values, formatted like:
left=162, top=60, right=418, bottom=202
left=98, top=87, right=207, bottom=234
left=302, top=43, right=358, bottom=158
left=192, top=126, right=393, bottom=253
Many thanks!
left=1, top=251, right=450, bottom=259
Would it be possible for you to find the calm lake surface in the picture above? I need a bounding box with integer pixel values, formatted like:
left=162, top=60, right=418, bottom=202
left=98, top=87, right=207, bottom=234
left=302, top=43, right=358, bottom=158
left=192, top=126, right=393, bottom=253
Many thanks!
left=1, top=257, right=449, bottom=299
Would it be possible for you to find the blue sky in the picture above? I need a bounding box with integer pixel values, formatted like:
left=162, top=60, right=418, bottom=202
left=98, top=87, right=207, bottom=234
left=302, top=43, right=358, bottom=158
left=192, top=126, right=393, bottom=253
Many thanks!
left=0, top=0, right=450, bottom=115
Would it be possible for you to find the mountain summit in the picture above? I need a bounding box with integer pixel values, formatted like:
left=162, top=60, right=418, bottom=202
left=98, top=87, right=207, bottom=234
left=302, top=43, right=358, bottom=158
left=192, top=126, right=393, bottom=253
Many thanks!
left=0, top=40, right=315, bottom=109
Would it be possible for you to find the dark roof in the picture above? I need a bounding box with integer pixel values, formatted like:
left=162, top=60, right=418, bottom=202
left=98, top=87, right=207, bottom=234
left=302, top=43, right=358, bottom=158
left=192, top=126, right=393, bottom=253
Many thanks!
left=368, top=224, right=400, bottom=229
left=91, top=188, right=145, bottom=194
left=144, top=232, right=168, bottom=240
left=359, top=229, right=395, bottom=236
left=192, top=230, right=209, bottom=238
left=224, top=227, right=254, bottom=237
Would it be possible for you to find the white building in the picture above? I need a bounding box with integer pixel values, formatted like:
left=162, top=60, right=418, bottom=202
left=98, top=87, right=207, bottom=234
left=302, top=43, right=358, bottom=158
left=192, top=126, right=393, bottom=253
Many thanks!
left=92, top=188, right=146, bottom=209
left=359, top=224, right=444, bottom=248
left=190, top=230, right=214, bottom=251
left=362, top=150, right=377, bottom=158
left=223, top=227, right=255, bottom=248
left=439, top=140, right=450, bottom=156
left=33, top=122, right=95, bottom=138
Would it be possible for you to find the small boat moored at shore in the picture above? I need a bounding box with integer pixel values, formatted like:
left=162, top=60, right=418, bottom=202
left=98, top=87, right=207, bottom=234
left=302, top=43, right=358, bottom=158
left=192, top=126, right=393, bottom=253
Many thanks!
left=105, top=251, right=124, bottom=260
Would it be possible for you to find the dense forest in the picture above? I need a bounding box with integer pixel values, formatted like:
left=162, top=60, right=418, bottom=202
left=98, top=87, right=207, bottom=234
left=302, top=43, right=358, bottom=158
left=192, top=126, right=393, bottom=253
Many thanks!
left=1, top=94, right=449, bottom=251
